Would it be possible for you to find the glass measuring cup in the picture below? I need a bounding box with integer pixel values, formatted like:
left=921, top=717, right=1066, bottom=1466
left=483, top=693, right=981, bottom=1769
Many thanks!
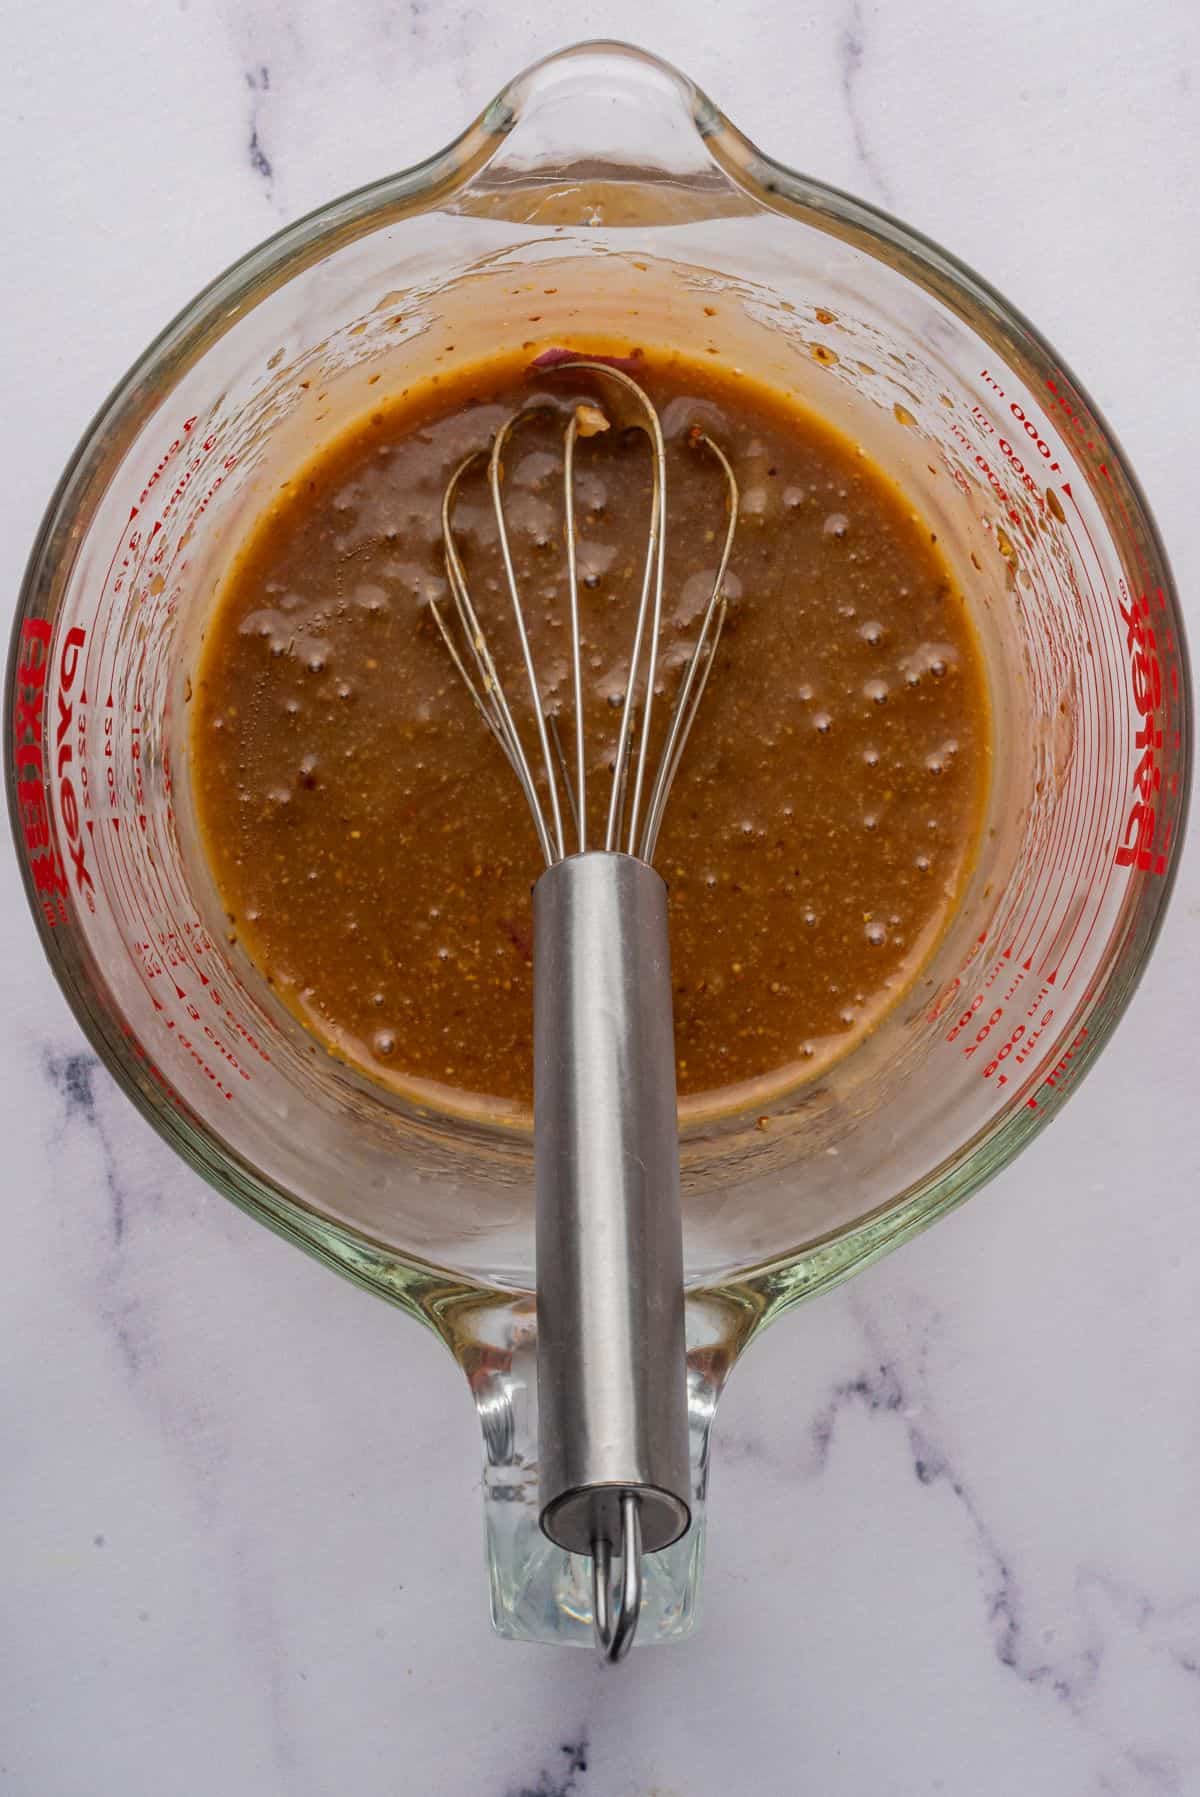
left=7, top=42, right=1189, bottom=1647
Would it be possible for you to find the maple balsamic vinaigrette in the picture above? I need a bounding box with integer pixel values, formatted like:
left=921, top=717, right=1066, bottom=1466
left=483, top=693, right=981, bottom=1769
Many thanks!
left=190, top=350, right=991, bottom=1116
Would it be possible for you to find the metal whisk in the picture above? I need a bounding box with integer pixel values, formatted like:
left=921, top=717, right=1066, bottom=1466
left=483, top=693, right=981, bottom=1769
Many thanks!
left=432, top=359, right=738, bottom=1660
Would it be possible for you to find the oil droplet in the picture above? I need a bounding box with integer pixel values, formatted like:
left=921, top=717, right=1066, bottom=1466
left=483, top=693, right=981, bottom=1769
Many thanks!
left=863, top=747, right=880, bottom=767
left=815, top=306, right=838, bottom=325
left=808, top=342, right=840, bottom=367
left=823, top=512, right=849, bottom=538
left=814, top=711, right=832, bottom=734
left=373, top=1031, right=396, bottom=1057
left=893, top=402, right=917, bottom=428
left=864, top=678, right=889, bottom=705
left=860, top=621, right=883, bottom=645
left=1046, top=487, right=1066, bottom=522
left=866, top=921, right=887, bottom=945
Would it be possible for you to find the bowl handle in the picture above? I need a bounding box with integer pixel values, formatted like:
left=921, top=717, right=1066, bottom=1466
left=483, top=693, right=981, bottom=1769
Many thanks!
left=443, top=1285, right=751, bottom=1648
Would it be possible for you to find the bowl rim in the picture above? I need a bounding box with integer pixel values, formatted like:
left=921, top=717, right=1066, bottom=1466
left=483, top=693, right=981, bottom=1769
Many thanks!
left=6, top=40, right=1191, bottom=1317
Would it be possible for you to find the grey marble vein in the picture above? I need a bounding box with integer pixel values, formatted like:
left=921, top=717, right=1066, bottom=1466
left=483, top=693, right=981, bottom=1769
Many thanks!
left=837, top=0, right=896, bottom=207
left=43, top=1046, right=127, bottom=1250
left=811, top=1293, right=1200, bottom=1785
left=246, top=64, right=275, bottom=193
left=505, top=1736, right=590, bottom=1797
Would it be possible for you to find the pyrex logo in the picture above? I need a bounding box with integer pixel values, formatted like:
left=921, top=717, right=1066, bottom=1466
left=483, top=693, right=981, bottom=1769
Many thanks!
left=54, top=625, right=93, bottom=906
left=13, top=619, right=68, bottom=925
left=1116, top=587, right=1167, bottom=875
left=11, top=619, right=94, bottom=927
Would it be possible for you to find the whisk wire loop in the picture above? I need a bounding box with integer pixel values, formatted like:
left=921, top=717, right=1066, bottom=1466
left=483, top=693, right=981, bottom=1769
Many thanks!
left=436, top=361, right=738, bottom=870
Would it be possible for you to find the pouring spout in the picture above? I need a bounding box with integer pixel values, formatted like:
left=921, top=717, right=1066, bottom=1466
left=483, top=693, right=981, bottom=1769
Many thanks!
left=485, top=42, right=717, bottom=173
left=442, top=1282, right=751, bottom=1648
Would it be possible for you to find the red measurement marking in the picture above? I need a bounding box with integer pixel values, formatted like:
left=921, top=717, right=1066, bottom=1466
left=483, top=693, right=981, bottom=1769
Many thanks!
left=948, top=413, right=1022, bottom=525
left=1038, top=488, right=1122, bottom=978
left=91, top=719, right=186, bottom=1004
left=1020, top=611, right=1096, bottom=972
left=111, top=642, right=214, bottom=996
left=1024, top=1026, right=1089, bottom=1110
left=1000, top=775, right=1059, bottom=963
left=1020, top=481, right=1120, bottom=970
left=954, top=386, right=1073, bottom=969
left=1000, top=395, right=1062, bottom=475
left=84, top=506, right=139, bottom=690
left=97, top=814, right=171, bottom=1000
left=1005, top=823, right=1056, bottom=970
left=207, top=981, right=272, bottom=1066
left=89, top=518, right=162, bottom=714
left=160, top=1012, right=235, bottom=1102
left=1043, top=381, right=1171, bottom=648
left=1024, top=746, right=1089, bottom=971
left=135, top=416, right=200, bottom=508
left=86, top=416, right=206, bottom=692
left=90, top=823, right=166, bottom=1008
left=997, top=631, right=1075, bottom=959
left=1098, top=461, right=1152, bottom=583
left=1055, top=494, right=1135, bottom=987
left=119, top=1020, right=189, bottom=1114
left=996, top=550, right=1093, bottom=961
left=87, top=532, right=218, bottom=1003
left=1007, top=754, right=1072, bottom=967
left=1045, top=377, right=1105, bottom=463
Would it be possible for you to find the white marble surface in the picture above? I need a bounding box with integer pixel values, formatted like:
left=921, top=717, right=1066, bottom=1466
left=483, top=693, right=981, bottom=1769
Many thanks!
left=4, top=3, right=1199, bottom=1792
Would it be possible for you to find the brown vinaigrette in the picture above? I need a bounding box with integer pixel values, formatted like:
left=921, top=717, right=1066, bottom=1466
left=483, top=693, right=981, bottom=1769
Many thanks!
left=191, top=350, right=990, bottom=1115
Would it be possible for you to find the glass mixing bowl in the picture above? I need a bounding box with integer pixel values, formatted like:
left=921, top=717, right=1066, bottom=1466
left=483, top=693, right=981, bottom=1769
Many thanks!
left=7, top=43, right=1190, bottom=1646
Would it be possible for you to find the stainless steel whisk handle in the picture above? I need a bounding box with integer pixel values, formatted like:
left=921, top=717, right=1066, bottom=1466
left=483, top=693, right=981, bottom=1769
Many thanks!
left=432, top=364, right=737, bottom=1659
left=533, top=852, right=691, bottom=1661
